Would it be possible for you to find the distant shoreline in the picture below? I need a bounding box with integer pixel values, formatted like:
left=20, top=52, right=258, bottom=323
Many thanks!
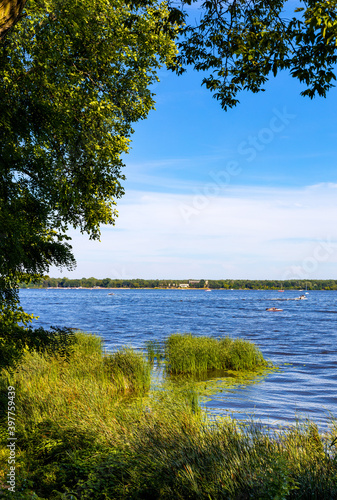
left=20, top=287, right=330, bottom=291
left=20, top=278, right=337, bottom=291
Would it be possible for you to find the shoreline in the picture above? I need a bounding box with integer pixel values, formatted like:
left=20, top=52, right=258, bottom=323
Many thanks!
left=20, top=287, right=328, bottom=291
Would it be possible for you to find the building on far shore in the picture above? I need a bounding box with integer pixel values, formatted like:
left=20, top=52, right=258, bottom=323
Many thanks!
left=179, top=283, right=189, bottom=288
left=188, top=280, right=209, bottom=287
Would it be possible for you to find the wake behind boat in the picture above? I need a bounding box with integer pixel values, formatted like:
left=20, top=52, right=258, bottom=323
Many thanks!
left=272, top=294, right=308, bottom=301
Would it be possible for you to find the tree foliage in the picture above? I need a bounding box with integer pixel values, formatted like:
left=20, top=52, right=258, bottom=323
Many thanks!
left=0, top=321, right=76, bottom=369
left=0, top=0, right=179, bottom=364
left=0, top=0, right=178, bottom=287
left=175, top=0, right=337, bottom=109
left=0, top=0, right=27, bottom=40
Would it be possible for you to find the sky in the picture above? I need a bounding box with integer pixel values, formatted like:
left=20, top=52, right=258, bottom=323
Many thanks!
left=50, top=19, right=337, bottom=280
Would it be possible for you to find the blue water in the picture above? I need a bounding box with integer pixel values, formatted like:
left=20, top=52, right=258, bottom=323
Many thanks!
left=19, top=288, right=337, bottom=430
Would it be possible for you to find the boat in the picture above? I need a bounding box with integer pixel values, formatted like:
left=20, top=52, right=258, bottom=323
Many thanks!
left=205, top=288, right=212, bottom=292
left=108, top=293, right=114, bottom=295
left=266, top=307, right=283, bottom=311
left=294, top=295, right=306, bottom=300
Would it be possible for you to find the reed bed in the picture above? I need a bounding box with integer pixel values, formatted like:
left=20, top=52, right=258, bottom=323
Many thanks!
left=165, top=333, right=268, bottom=375
left=145, top=340, right=164, bottom=365
left=1, top=332, right=337, bottom=499
left=0, top=332, right=150, bottom=455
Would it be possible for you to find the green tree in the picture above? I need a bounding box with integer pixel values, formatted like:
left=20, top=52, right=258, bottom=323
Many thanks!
left=0, top=0, right=27, bottom=40
left=0, top=0, right=179, bottom=367
left=175, top=0, right=337, bottom=109
left=101, top=278, right=112, bottom=288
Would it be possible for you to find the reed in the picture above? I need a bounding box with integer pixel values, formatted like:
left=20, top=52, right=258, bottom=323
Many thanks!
left=0, top=332, right=150, bottom=455
left=145, top=339, right=164, bottom=365
left=165, top=333, right=268, bottom=375
left=116, top=414, right=337, bottom=500
left=1, top=332, right=336, bottom=499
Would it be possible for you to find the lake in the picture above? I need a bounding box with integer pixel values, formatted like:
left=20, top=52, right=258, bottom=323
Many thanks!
left=19, top=288, right=337, bottom=430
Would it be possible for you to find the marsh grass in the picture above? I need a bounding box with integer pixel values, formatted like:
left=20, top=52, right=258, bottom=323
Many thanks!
left=165, top=333, right=268, bottom=375
left=145, top=340, right=164, bottom=366
left=0, top=333, right=150, bottom=457
left=104, top=347, right=151, bottom=393
left=1, top=332, right=337, bottom=499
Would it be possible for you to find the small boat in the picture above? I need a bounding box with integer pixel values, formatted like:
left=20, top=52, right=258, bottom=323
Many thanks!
left=278, top=290, right=284, bottom=292
left=266, top=307, right=283, bottom=311
left=205, top=288, right=212, bottom=292
left=295, top=295, right=306, bottom=300
left=108, top=293, right=114, bottom=295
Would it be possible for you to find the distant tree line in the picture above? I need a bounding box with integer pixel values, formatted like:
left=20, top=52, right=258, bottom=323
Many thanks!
left=20, top=278, right=337, bottom=290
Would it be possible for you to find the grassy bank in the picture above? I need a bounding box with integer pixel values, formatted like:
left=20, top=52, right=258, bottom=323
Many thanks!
left=1, top=332, right=337, bottom=499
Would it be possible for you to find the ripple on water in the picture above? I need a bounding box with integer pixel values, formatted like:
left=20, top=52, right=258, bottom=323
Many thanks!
left=19, top=288, right=337, bottom=430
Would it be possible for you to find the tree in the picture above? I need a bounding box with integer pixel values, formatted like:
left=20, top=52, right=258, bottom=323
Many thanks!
left=0, top=0, right=27, bottom=40
left=1, top=0, right=178, bottom=285
left=175, top=0, right=337, bottom=109
left=101, top=278, right=112, bottom=288
left=0, top=0, right=179, bottom=366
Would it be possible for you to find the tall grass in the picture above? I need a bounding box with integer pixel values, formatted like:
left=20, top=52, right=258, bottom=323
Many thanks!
left=165, top=333, right=268, bottom=375
left=1, top=332, right=336, bottom=499
left=104, top=347, right=151, bottom=393
left=0, top=332, right=150, bottom=452
left=145, top=340, right=164, bottom=365
left=118, top=415, right=337, bottom=500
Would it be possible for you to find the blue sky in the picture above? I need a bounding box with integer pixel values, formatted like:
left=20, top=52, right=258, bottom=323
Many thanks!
left=50, top=45, right=337, bottom=280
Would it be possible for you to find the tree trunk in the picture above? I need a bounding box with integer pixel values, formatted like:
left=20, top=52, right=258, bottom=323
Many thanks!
left=0, top=0, right=27, bottom=41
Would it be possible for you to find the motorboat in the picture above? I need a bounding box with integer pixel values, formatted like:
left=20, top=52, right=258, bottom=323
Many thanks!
left=266, top=307, right=283, bottom=311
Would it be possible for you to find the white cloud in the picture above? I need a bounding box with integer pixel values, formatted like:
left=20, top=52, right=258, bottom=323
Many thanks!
left=49, top=184, right=337, bottom=280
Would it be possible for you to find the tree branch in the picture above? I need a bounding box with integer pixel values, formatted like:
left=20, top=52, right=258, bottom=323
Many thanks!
left=0, top=0, right=27, bottom=41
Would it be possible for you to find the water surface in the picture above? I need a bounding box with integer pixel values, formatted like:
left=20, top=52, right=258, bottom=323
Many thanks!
left=19, top=288, right=337, bottom=429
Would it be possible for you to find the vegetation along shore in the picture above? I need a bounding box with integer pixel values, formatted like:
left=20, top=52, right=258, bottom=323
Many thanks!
left=1, top=331, right=337, bottom=499
left=20, top=278, right=337, bottom=290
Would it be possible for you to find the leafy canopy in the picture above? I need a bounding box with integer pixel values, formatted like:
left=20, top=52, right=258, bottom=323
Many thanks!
left=0, top=0, right=179, bottom=366
left=175, top=0, right=337, bottom=109
left=0, top=0, right=178, bottom=284
left=0, top=0, right=27, bottom=40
